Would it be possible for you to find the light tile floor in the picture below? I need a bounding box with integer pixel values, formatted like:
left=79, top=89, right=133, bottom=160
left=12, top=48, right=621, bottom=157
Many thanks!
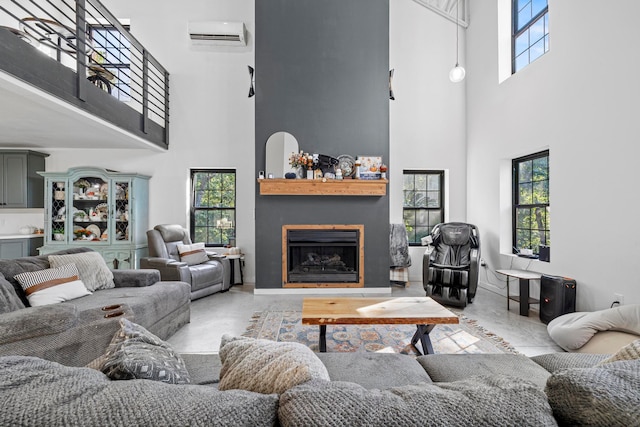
left=167, top=282, right=563, bottom=356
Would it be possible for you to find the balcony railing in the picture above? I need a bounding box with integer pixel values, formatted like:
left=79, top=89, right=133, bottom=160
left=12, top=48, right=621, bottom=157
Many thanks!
left=0, top=0, right=169, bottom=149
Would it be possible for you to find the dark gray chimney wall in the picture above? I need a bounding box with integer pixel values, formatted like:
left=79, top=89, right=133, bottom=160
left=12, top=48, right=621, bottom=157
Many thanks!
left=255, top=0, right=390, bottom=288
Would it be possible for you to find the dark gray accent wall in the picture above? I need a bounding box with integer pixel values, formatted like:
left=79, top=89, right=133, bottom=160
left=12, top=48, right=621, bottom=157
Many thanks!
left=255, top=0, right=390, bottom=288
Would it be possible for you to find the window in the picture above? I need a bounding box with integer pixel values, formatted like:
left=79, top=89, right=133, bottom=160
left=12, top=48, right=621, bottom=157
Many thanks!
left=89, top=25, right=131, bottom=101
left=190, top=169, right=236, bottom=247
left=513, top=0, right=549, bottom=73
left=512, top=151, right=549, bottom=255
left=403, top=170, right=444, bottom=245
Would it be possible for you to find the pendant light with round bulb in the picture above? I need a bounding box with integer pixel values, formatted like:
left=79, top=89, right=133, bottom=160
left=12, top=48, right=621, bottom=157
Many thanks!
left=449, top=0, right=465, bottom=83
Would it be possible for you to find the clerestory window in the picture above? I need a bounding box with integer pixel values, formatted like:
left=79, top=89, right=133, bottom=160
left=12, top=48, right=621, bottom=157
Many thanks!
left=513, top=0, right=549, bottom=73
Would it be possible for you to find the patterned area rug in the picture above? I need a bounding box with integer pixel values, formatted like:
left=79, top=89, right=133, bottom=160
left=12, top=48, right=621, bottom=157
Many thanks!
left=242, top=310, right=518, bottom=355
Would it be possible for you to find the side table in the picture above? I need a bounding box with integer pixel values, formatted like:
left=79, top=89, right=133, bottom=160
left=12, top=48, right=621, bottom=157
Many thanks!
left=496, top=269, right=542, bottom=316
left=225, top=254, right=244, bottom=285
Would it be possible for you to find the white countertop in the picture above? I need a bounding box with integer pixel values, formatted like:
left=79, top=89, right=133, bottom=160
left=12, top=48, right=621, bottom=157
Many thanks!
left=0, top=234, right=44, bottom=240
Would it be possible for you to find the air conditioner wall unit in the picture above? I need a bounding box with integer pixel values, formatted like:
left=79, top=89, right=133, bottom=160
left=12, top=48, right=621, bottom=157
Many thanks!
left=189, top=21, right=247, bottom=46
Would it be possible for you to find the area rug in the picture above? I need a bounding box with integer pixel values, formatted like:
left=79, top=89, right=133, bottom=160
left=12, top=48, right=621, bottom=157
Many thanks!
left=242, top=310, right=518, bottom=355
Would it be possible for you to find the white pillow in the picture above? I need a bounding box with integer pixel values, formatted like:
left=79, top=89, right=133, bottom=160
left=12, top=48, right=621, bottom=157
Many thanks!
left=218, top=335, right=330, bottom=395
left=177, top=242, right=209, bottom=266
left=14, top=263, right=91, bottom=306
left=48, top=252, right=115, bottom=291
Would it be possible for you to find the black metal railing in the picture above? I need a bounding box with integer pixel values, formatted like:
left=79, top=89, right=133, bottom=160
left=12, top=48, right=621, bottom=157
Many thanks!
left=0, top=0, right=169, bottom=146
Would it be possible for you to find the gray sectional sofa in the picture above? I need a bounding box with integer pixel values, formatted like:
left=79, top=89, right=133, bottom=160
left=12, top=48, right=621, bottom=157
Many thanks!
left=0, top=247, right=190, bottom=367
left=1, top=347, right=638, bottom=426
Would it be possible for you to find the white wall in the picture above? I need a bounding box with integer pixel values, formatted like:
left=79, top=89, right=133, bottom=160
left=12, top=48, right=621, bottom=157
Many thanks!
left=5, top=1, right=466, bottom=284
left=466, top=0, right=640, bottom=309
left=43, top=0, right=257, bottom=281
left=389, top=0, right=467, bottom=281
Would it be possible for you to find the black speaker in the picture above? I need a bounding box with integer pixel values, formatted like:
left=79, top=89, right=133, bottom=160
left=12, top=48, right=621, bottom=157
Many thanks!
left=540, top=274, right=576, bottom=324
left=539, top=245, right=550, bottom=262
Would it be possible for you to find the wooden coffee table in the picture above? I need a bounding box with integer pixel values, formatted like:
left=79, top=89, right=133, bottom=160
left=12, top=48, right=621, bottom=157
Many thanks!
left=301, top=297, right=459, bottom=355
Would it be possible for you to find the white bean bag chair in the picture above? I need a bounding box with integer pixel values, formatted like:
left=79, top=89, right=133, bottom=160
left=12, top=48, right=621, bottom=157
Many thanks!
left=547, top=304, right=640, bottom=353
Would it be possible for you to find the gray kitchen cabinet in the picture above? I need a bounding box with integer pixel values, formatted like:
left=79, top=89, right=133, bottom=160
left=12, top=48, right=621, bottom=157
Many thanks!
left=0, top=237, right=43, bottom=259
left=0, top=150, right=49, bottom=208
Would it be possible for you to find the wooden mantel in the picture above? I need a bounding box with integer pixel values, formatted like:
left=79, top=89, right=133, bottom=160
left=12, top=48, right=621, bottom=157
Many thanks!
left=258, top=178, right=388, bottom=196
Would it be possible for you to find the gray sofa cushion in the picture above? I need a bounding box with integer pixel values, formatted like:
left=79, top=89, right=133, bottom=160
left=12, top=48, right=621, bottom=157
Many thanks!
left=69, top=281, right=190, bottom=334
left=531, top=352, right=611, bottom=373
left=417, top=353, right=552, bottom=389
left=0, top=304, right=78, bottom=344
left=112, top=269, right=161, bottom=288
left=0, top=356, right=279, bottom=427
left=316, top=352, right=432, bottom=389
left=181, top=353, right=221, bottom=386
left=0, top=274, right=24, bottom=314
left=545, top=360, right=640, bottom=426
left=279, top=376, right=557, bottom=427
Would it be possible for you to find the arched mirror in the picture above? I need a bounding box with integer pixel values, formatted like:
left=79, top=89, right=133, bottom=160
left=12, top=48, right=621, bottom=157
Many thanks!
left=265, top=131, right=299, bottom=178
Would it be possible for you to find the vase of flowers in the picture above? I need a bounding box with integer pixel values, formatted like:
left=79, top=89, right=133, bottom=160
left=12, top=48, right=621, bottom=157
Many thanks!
left=289, top=151, right=313, bottom=179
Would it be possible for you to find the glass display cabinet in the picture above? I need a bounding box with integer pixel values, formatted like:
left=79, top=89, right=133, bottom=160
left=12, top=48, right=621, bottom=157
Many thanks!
left=38, top=167, right=150, bottom=269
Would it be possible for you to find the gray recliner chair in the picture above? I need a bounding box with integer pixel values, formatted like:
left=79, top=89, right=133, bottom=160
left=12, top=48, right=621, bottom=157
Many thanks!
left=423, top=222, right=480, bottom=308
left=140, top=224, right=230, bottom=300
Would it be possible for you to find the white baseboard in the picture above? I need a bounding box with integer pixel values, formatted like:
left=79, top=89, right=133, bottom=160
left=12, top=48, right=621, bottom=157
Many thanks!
left=253, top=287, right=393, bottom=295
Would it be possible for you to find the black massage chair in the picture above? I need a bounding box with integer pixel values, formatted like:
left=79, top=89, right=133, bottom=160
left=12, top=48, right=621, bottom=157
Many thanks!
left=423, top=222, right=480, bottom=308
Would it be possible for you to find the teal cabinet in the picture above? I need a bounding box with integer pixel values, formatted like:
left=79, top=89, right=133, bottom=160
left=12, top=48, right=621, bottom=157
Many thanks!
left=38, top=167, right=150, bottom=269
left=0, top=150, right=48, bottom=208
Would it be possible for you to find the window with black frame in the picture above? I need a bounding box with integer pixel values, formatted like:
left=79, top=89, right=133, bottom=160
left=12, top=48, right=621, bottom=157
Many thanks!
left=190, top=169, right=236, bottom=247
left=403, top=170, right=444, bottom=245
left=513, top=0, right=549, bottom=73
left=88, top=24, right=131, bottom=101
left=513, top=151, right=550, bottom=257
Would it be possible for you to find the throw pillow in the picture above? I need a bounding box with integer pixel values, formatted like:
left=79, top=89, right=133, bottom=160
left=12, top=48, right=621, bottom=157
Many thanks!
left=545, top=360, right=640, bottom=426
left=48, top=251, right=115, bottom=291
left=177, top=242, right=209, bottom=265
left=279, top=376, right=557, bottom=427
left=14, top=264, right=91, bottom=307
left=597, top=339, right=640, bottom=365
left=96, top=318, right=190, bottom=384
left=218, top=334, right=330, bottom=394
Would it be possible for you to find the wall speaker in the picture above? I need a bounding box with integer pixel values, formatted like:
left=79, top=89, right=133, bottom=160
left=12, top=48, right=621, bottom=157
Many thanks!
left=540, top=274, right=576, bottom=324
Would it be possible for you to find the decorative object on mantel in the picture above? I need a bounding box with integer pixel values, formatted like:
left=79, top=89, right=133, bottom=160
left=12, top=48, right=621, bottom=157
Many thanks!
left=357, top=156, right=383, bottom=180
left=285, top=172, right=296, bottom=179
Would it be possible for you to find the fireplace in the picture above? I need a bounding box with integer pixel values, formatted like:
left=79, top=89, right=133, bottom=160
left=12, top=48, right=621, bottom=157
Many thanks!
left=282, top=225, right=364, bottom=288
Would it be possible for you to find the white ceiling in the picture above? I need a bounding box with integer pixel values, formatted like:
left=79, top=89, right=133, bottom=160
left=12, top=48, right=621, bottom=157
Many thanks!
left=0, top=71, right=164, bottom=151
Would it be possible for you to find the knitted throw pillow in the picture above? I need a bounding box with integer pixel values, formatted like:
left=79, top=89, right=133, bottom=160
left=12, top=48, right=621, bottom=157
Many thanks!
left=597, top=339, right=640, bottom=365
left=48, top=251, right=114, bottom=291
left=218, top=335, right=330, bottom=394
left=545, top=360, right=640, bottom=426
